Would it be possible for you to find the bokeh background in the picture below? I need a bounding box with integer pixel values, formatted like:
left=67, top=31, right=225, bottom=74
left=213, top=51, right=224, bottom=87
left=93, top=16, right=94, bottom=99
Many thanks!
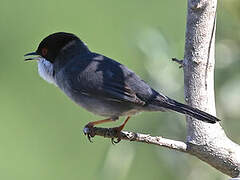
left=0, top=0, right=239, bottom=180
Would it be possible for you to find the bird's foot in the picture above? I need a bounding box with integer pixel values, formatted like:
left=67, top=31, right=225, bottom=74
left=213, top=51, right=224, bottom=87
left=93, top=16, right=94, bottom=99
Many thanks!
left=83, top=118, right=114, bottom=142
left=83, top=117, right=130, bottom=144
left=110, top=126, right=124, bottom=145
left=110, top=116, right=131, bottom=144
left=83, top=124, right=96, bottom=143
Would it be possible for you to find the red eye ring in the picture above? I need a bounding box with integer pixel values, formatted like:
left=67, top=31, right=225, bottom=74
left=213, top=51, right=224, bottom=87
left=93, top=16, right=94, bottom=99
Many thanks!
left=42, top=48, right=48, bottom=56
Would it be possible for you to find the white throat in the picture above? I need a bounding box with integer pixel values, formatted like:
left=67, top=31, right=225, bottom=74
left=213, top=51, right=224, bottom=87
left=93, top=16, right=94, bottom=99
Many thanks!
left=37, top=58, right=56, bottom=85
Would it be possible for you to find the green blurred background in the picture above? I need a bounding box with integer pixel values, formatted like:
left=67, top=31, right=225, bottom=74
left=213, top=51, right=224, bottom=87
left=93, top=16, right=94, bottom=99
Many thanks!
left=0, top=0, right=239, bottom=179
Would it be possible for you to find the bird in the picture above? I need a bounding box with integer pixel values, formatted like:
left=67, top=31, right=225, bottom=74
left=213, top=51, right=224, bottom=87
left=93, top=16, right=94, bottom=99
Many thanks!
left=25, top=32, right=220, bottom=143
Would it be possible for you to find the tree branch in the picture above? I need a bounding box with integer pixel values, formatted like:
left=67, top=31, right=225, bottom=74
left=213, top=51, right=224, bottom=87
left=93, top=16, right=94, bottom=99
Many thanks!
left=90, top=127, right=187, bottom=153
left=86, top=0, right=240, bottom=178
left=172, top=58, right=183, bottom=68
left=183, top=0, right=240, bottom=178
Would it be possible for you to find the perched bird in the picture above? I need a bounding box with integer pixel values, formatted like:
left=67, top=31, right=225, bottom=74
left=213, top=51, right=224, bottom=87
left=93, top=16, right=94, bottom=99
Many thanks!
left=25, top=32, right=220, bottom=143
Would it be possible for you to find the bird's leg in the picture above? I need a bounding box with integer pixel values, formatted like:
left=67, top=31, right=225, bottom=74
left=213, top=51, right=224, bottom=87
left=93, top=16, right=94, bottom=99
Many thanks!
left=83, top=118, right=114, bottom=142
left=111, top=116, right=131, bottom=144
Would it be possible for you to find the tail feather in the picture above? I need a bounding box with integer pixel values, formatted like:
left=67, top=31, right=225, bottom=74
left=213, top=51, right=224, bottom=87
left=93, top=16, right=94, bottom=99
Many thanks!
left=154, top=97, right=220, bottom=124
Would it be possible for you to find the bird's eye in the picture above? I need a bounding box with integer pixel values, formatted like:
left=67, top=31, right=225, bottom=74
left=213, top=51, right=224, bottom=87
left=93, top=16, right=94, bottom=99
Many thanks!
left=42, top=48, right=48, bottom=56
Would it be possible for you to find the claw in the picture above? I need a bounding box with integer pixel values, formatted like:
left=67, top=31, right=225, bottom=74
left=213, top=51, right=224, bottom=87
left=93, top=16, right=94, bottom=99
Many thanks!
left=111, top=137, right=121, bottom=145
left=87, top=134, right=93, bottom=143
left=110, top=126, right=123, bottom=145
left=111, top=138, right=114, bottom=145
left=83, top=125, right=95, bottom=143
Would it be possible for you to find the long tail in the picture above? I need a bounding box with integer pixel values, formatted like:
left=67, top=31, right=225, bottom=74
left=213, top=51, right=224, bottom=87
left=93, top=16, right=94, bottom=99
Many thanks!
left=153, top=96, right=220, bottom=124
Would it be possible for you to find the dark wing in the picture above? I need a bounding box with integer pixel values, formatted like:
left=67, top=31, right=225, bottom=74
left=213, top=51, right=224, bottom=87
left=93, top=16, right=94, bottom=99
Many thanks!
left=64, top=54, right=158, bottom=106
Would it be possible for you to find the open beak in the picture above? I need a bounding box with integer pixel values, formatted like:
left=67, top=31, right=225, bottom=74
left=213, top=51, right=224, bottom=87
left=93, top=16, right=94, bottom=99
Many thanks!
left=24, top=52, right=40, bottom=61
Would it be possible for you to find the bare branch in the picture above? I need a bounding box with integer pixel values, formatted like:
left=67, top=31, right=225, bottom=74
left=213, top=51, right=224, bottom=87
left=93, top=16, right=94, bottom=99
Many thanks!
left=85, top=0, right=240, bottom=178
left=90, top=127, right=187, bottom=153
left=172, top=58, right=183, bottom=68
left=183, top=0, right=240, bottom=177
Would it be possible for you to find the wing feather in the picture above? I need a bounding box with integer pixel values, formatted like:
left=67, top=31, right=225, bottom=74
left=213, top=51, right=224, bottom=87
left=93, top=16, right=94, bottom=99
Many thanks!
left=64, top=54, right=146, bottom=106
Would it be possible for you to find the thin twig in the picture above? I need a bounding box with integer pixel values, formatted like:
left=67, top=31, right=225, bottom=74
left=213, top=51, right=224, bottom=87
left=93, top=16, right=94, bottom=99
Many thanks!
left=89, top=127, right=187, bottom=153
left=172, top=58, right=183, bottom=68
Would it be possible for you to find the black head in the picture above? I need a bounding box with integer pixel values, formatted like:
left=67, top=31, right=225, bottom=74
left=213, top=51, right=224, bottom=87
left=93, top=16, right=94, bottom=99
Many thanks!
left=25, top=32, right=87, bottom=63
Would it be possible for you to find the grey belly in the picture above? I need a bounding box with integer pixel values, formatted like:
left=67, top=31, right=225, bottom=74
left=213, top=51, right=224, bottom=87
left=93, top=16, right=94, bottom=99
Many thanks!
left=62, top=88, right=141, bottom=118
